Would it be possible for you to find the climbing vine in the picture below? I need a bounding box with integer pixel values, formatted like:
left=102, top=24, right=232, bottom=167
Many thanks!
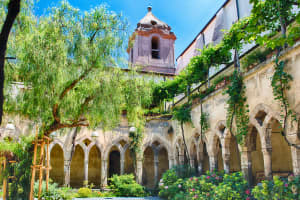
left=172, top=103, right=192, bottom=164
left=200, top=111, right=209, bottom=134
left=225, top=70, right=249, bottom=144
left=271, top=57, right=300, bottom=148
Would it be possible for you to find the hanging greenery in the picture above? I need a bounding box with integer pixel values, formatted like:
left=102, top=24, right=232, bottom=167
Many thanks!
left=200, top=111, right=209, bottom=134
left=172, top=103, right=192, bottom=164
left=225, top=70, right=250, bottom=144
left=271, top=58, right=299, bottom=148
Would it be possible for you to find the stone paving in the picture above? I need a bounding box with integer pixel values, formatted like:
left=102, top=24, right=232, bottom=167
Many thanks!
left=73, top=198, right=160, bottom=200
left=0, top=198, right=161, bottom=200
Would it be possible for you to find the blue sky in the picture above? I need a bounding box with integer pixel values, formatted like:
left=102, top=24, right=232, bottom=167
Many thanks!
left=35, top=0, right=226, bottom=59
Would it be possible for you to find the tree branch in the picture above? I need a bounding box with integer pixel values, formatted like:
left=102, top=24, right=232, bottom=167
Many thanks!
left=52, top=67, right=93, bottom=123
left=0, top=0, right=21, bottom=125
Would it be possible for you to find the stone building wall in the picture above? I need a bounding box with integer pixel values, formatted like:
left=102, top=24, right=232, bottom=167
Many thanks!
left=1, top=42, right=300, bottom=189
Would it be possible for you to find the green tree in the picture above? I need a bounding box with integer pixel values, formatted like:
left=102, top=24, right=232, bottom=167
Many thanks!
left=4, top=1, right=152, bottom=138
left=0, top=0, right=21, bottom=125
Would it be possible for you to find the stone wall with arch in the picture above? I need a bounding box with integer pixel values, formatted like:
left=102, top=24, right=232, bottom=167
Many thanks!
left=2, top=42, right=300, bottom=188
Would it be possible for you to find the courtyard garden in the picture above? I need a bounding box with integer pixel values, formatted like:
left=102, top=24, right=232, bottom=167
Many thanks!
left=0, top=0, right=300, bottom=199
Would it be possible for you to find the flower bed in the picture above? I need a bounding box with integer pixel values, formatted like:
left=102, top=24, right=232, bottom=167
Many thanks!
left=158, top=169, right=300, bottom=200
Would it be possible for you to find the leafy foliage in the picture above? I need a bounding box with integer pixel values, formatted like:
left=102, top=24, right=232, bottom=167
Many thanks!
left=3, top=1, right=152, bottom=137
left=159, top=170, right=251, bottom=200
left=0, top=137, right=33, bottom=200
left=200, top=111, right=209, bottom=134
left=252, top=175, right=300, bottom=200
left=108, top=174, right=145, bottom=197
left=241, top=47, right=273, bottom=70
left=225, top=70, right=249, bottom=144
left=172, top=103, right=192, bottom=124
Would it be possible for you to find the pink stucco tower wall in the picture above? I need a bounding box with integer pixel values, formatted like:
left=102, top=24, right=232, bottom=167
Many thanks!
left=128, top=6, right=176, bottom=76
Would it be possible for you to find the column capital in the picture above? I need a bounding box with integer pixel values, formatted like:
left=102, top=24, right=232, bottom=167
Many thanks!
left=262, top=147, right=272, bottom=154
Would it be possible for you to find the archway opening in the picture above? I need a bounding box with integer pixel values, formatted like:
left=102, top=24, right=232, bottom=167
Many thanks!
left=108, top=147, right=120, bottom=178
left=70, top=145, right=85, bottom=188
left=158, top=147, right=169, bottom=182
left=151, top=37, right=160, bottom=59
left=229, top=136, right=241, bottom=172
left=249, top=126, right=264, bottom=183
left=88, top=146, right=101, bottom=188
left=270, top=119, right=293, bottom=175
left=142, top=147, right=154, bottom=188
left=50, top=144, right=64, bottom=185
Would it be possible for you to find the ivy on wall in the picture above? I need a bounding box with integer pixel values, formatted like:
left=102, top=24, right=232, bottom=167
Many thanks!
left=225, top=70, right=249, bottom=144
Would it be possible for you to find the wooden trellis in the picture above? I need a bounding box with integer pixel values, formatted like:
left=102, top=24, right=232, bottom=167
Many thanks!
left=1, top=151, right=16, bottom=200
left=29, top=130, right=51, bottom=200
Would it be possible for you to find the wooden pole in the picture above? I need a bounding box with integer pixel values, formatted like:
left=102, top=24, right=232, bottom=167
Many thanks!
left=2, top=157, right=7, bottom=200
left=38, top=140, right=45, bottom=199
left=29, top=129, right=38, bottom=200
left=46, top=138, right=50, bottom=191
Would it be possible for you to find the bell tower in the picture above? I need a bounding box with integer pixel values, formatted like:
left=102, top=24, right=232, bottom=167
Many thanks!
left=128, top=6, right=176, bottom=76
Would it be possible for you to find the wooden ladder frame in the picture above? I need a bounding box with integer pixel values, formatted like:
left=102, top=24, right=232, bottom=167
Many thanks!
left=28, top=128, right=51, bottom=200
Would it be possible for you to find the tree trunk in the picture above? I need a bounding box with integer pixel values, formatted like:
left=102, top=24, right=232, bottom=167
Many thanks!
left=65, top=127, right=79, bottom=186
left=0, top=0, right=21, bottom=125
left=181, top=121, right=190, bottom=165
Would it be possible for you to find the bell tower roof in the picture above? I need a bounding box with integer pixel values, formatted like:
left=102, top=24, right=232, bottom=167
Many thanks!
left=137, top=6, right=171, bottom=30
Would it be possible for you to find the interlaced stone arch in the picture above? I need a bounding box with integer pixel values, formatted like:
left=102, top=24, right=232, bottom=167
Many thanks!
left=142, top=137, right=170, bottom=188
left=143, top=135, right=172, bottom=159
left=103, top=136, right=130, bottom=160
left=50, top=139, right=64, bottom=154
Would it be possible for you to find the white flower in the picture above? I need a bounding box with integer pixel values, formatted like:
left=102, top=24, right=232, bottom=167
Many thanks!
left=164, top=186, right=168, bottom=189
left=178, top=184, right=182, bottom=188
left=159, top=182, right=164, bottom=186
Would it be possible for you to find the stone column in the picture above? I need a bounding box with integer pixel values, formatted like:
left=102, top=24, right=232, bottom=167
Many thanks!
left=154, top=152, right=159, bottom=185
left=209, top=156, right=218, bottom=172
left=168, top=158, right=173, bottom=169
left=291, top=146, right=300, bottom=176
left=190, top=159, right=195, bottom=169
left=136, top=159, right=143, bottom=184
left=197, top=161, right=203, bottom=175
left=241, top=151, right=253, bottom=185
left=120, top=152, right=125, bottom=175
left=84, top=152, right=89, bottom=184
left=179, top=154, right=184, bottom=165
left=262, top=148, right=272, bottom=180
left=64, top=160, right=71, bottom=186
left=101, top=159, right=108, bottom=187
left=197, top=151, right=204, bottom=175
left=223, top=153, right=230, bottom=174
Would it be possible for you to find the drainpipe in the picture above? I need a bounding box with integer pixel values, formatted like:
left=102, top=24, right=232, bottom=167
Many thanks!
left=235, top=0, right=240, bottom=20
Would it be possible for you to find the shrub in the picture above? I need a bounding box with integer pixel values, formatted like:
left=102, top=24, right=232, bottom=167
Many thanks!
left=159, top=178, right=186, bottom=200
left=159, top=171, right=252, bottom=200
left=108, top=174, right=145, bottom=197
left=76, top=187, right=92, bottom=198
left=185, top=171, right=224, bottom=199
left=34, top=181, right=63, bottom=200
left=252, top=175, right=300, bottom=200
left=241, top=47, right=273, bottom=70
left=214, top=172, right=250, bottom=200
